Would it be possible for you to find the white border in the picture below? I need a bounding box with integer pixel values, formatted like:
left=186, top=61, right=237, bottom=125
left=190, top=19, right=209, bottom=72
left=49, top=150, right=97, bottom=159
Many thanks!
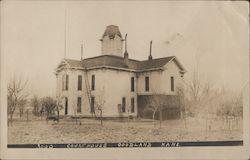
left=0, top=0, right=249, bottom=159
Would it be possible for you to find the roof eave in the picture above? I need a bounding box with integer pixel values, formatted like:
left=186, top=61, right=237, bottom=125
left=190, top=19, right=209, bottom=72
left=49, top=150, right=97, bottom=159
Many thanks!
left=58, top=65, right=164, bottom=73
left=166, top=56, right=186, bottom=73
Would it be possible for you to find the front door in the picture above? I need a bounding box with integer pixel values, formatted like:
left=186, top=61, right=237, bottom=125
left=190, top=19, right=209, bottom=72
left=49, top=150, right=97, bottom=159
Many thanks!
left=65, top=97, right=68, bottom=115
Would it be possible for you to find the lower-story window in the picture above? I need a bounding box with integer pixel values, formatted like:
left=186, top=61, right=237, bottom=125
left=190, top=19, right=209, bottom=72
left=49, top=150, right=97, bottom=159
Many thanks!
left=65, top=97, right=68, bottom=115
left=131, top=98, right=135, bottom=113
left=77, top=97, right=81, bottom=113
left=122, top=97, right=126, bottom=112
left=91, top=96, right=95, bottom=113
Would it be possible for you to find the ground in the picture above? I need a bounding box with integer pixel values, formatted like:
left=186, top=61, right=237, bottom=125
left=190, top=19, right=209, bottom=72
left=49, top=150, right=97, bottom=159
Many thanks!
left=8, top=116, right=242, bottom=144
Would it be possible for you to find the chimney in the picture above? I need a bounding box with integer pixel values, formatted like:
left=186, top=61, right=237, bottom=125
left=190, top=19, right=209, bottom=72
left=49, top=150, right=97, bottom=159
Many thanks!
left=124, top=34, right=129, bottom=66
left=148, top=40, right=153, bottom=60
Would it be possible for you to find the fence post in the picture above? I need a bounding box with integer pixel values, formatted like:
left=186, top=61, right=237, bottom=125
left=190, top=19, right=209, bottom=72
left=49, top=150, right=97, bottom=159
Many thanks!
left=26, top=110, right=29, bottom=122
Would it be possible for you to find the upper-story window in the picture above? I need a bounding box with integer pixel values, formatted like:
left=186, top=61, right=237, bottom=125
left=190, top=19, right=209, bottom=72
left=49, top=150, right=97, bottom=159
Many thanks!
left=62, top=75, right=65, bottom=91
left=62, top=74, right=69, bottom=91
left=171, top=76, right=174, bottom=92
left=91, top=75, right=95, bottom=90
left=131, top=77, right=135, bottom=92
left=78, top=75, right=82, bottom=91
left=65, top=74, right=69, bottom=90
left=145, top=76, right=149, bottom=92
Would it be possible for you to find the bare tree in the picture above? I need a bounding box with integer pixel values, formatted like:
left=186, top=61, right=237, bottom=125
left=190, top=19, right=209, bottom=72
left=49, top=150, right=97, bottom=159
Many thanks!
left=176, top=85, right=188, bottom=128
left=145, top=95, right=164, bottom=128
left=183, top=68, right=202, bottom=114
left=7, top=76, right=28, bottom=126
left=199, top=81, right=218, bottom=131
left=18, top=98, right=28, bottom=118
left=147, top=103, right=159, bottom=127
left=56, top=94, right=64, bottom=123
left=68, top=94, right=84, bottom=125
left=70, top=95, right=80, bottom=125
left=94, top=87, right=106, bottom=126
left=31, top=95, right=41, bottom=117
left=184, top=68, right=221, bottom=131
left=182, top=51, right=207, bottom=116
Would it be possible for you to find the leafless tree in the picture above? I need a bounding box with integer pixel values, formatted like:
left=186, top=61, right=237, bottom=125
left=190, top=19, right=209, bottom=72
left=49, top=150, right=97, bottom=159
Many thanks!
left=31, top=95, right=40, bottom=116
left=7, top=76, right=28, bottom=126
left=146, top=94, right=164, bottom=128
left=147, top=104, right=159, bottom=127
left=176, top=85, right=188, bottom=128
left=94, top=87, right=106, bottom=126
left=56, top=94, right=64, bottom=123
left=70, top=95, right=79, bottom=125
left=182, top=50, right=208, bottom=116
left=18, top=98, right=28, bottom=118
left=183, top=68, right=202, bottom=112
left=26, top=109, right=29, bottom=122
left=199, top=81, right=218, bottom=131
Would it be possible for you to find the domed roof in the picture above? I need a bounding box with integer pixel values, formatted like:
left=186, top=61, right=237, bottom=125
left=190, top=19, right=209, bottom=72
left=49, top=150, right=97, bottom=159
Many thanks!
left=102, top=25, right=122, bottom=39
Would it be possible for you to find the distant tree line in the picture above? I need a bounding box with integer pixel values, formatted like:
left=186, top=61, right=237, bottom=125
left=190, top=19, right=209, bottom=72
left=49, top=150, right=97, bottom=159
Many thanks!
left=7, top=76, right=63, bottom=126
left=143, top=59, right=243, bottom=130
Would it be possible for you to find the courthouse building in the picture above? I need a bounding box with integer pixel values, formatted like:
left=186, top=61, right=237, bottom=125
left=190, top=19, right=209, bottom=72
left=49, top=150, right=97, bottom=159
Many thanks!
left=55, top=25, right=186, bottom=119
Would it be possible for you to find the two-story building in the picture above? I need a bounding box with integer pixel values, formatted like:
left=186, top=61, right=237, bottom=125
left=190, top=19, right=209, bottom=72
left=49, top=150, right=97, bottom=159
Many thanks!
left=55, top=25, right=186, bottom=119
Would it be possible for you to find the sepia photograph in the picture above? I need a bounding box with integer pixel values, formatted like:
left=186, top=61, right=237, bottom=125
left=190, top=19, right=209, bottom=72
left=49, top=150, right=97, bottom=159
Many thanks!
left=0, top=0, right=249, bottom=159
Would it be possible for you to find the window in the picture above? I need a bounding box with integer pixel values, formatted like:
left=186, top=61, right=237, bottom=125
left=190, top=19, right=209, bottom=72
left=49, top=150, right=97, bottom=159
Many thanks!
left=78, top=75, right=82, bottom=91
left=145, top=76, right=149, bottom=92
left=171, top=76, right=174, bottom=92
left=65, top=97, right=68, bottom=115
left=62, top=75, right=65, bottom=91
left=91, top=75, right=95, bottom=90
left=131, top=77, right=135, bottom=92
left=65, top=74, right=69, bottom=90
left=122, top=97, right=126, bottom=112
left=91, top=96, right=95, bottom=113
left=77, top=97, right=81, bottom=113
left=131, top=98, right=135, bottom=113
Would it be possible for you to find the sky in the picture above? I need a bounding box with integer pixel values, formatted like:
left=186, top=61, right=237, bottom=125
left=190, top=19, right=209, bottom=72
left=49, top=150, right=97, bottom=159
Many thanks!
left=1, top=1, right=249, bottom=97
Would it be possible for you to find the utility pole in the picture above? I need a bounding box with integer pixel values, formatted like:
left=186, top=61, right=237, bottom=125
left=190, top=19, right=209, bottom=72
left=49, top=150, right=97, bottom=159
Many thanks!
left=81, top=44, right=83, bottom=60
left=64, top=9, right=67, bottom=58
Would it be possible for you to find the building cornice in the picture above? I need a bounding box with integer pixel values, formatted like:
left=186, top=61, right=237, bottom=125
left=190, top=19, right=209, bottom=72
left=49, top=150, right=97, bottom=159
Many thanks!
left=56, top=65, right=164, bottom=74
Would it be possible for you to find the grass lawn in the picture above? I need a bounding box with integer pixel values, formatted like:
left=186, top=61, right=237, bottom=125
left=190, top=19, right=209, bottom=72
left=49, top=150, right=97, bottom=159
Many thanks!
left=8, top=117, right=242, bottom=144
